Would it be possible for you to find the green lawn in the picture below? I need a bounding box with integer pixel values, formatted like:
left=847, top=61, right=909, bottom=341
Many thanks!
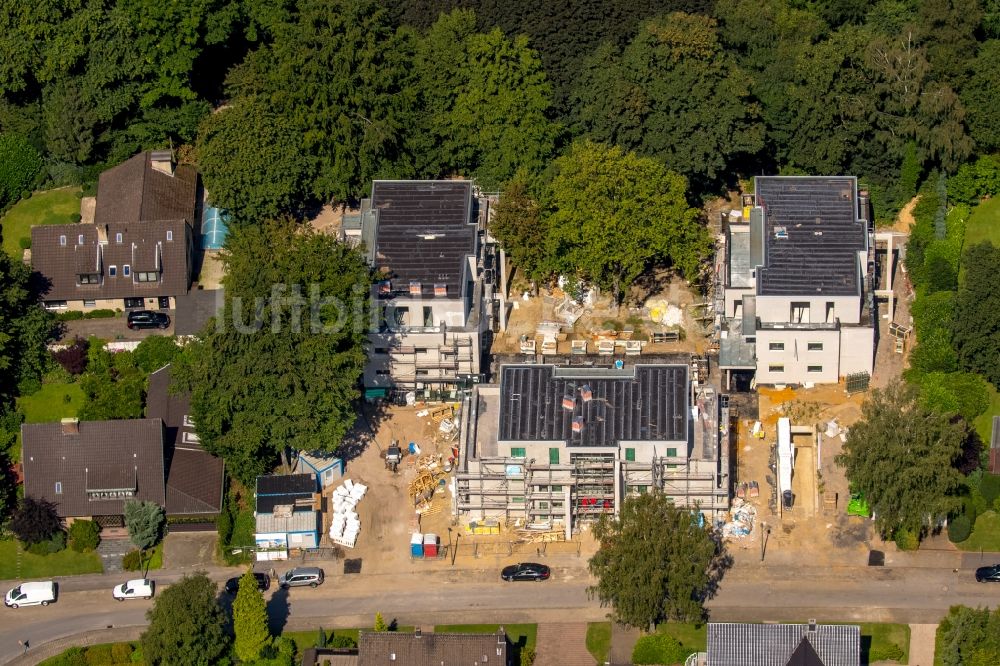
left=17, top=380, right=85, bottom=424
left=973, top=383, right=1000, bottom=445
left=964, top=197, right=1000, bottom=248
left=958, top=510, right=1000, bottom=552
left=859, top=622, right=910, bottom=663
left=586, top=622, right=612, bottom=664
left=655, top=622, right=708, bottom=651
left=0, top=186, right=82, bottom=258
left=0, top=539, right=103, bottom=579
left=285, top=627, right=414, bottom=660
left=145, top=542, right=164, bottom=570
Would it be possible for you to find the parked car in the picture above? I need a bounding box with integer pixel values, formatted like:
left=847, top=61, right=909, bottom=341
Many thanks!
left=225, top=573, right=271, bottom=595
left=5, top=581, right=57, bottom=608
left=975, top=565, right=1000, bottom=582
left=112, top=579, right=154, bottom=601
left=501, top=563, right=550, bottom=582
left=279, top=567, right=324, bottom=589
left=127, top=310, right=170, bottom=330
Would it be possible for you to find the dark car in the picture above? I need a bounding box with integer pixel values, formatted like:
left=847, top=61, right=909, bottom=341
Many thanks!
left=127, top=310, right=170, bottom=330
left=975, top=565, right=1000, bottom=582
left=501, top=563, right=550, bottom=582
left=224, top=573, right=271, bottom=595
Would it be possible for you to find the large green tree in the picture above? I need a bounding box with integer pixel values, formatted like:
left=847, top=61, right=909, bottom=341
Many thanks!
left=952, top=242, right=1000, bottom=388
left=227, top=0, right=416, bottom=201
left=542, top=141, right=710, bottom=302
left=836, top=382, right=966, bottom=538
left=936, top=605, right=1000, bottom=666
left=589, top=493, right=722, bottom=628
left=124, top=500, right=166, bottom=551
left=78, top=346, right=146, bottom=421
left=141, top=572, right=230, bottom=666
left=196, top=97, right=314, bottom=222
left=173, top=221, right=371, bottom=485
left=574, top=12, right=764, bottom=190
left=961, top=40, right=1000, bottom=155
left=0, top=251, right=51, bottom=402
left=234, top=569, right=272, bottom=661
left=490, top=173, right=551, bottom=283
left=414, top=16, right=557, bottom=189
left=0, top=132, right=41, bottom=207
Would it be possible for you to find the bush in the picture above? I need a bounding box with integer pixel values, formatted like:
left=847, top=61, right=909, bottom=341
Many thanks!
left=948, top=514, right=973, bottom=543
left=868, top=642, right=905, bottom=662
left=893, top=527, right=920, bottom=551
left=11, top=496, right=63, bottom=545
left=632, top=633, right=690, bottom=665
left=84, top=644, right=113, bottom=666
left=122, top=549, right=143, bottom=571
left=329, top=635, right=357, bottom=648
left=133, top=335, right=181, bottom=373
left=18, top=236, right=30, bottom=249
left=0, top=132, right=42, bottom=207
left=26, top=530, right=67, bottom=555
left=978, top=474, right=1000, bottom=506
left=52, top=337, right=89, bottom=375
left=44, top=646, right=87, bottom=666
left=57, top=311, right=84, bottom=321
left=70, top=213, right=82, bottom=223
left=83, top=309, right=117, bottom=319
left=69, top=519, right=101, bottom=552
left=110, top=643, right=134, bottom=663
left=20, top=189, right=31, bottom=199
left=520, top=645, right=536, bottom=666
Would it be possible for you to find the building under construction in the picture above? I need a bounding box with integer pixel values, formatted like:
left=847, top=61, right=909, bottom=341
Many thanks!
left=454, top=361, right=732, bottom=536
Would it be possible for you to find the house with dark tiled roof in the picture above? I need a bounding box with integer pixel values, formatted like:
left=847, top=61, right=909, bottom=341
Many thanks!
left=344, top=181, right=497, bottom=399
left=357, top=628, right=508, bottom=666
left=21, top=418, right=167, bottom=524
left=31, top=150, right=197, bottom=312
left=21, top=364, right=226, bottom=524
left=147, top=364, right=225, bottom=518
left=698, top=622, right=861, bottom=666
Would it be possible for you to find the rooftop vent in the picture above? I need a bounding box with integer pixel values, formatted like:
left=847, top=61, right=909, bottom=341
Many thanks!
left=774, top=227, right=788, bottom=240
left=807, top=619, right=817, bottom=632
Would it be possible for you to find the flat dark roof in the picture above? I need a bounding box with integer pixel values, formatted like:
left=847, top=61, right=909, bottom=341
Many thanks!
left=498, top=364, right=688, bottom=446
left=370, top=181, right=476, bottom=297
left=755, top=176, right=866, bottom=297
left=256, top=473, right=316, bottom=513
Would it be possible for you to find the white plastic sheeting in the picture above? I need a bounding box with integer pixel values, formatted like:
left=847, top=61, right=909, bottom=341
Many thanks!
left=329, top=478, right=367, bottom=548
left=777, top=417, right=793, bottom=496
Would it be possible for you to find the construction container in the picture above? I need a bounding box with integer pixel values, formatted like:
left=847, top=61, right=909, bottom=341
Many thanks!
left=410, top=533, right=424, bottom=558
left=423, top=533, right=438, bottom=557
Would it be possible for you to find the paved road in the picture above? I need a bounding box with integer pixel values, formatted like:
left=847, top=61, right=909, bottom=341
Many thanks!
left=4, top=562, right=1000, bottom=664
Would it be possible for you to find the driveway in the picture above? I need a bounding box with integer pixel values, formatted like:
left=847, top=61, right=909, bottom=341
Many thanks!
left=56, top=313, right=175, bottom=343
left=162, top=532, right=217, bottom=570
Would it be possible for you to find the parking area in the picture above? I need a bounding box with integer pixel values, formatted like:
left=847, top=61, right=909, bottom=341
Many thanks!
left=56, top=312, right=175, bottom=342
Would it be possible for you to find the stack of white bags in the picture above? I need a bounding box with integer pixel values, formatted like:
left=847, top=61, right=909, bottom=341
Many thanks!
left=329, top=478, right=367, bottom=548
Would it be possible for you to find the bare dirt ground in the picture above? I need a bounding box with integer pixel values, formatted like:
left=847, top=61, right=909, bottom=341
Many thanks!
left=892, top=195, right=920, bottom=234
left=493, top=274, right=709, bottom=356
left=79, top=197, right=96, bottom=225
left=307, top=203, right=344, bottom=236
left=197, top=251, right=226, bottom=289
left=729, top=384, right=872, bottom=567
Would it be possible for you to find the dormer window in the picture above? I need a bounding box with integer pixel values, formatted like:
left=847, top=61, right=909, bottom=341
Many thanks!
left=166, top=230, right=173, bottom=242
left=409, top=281, right=421, bottom=297
left=109, top=265, right=117, bottom=277
left=434, top=283, right=447, bottom=297
left=378, top=280, right=391, bottom=296
left=115, top=233, right=123, bottom=243
left=78, top=273, right=100, bottom=284
left=135, top=271, right=159, bottom=283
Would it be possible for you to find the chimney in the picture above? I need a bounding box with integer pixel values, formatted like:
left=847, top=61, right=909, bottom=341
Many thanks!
left=61, top=418, right=80, bottom=435
left=415, top=627, right=422, bottom=638
left=150, top=150, right=174, bottom=177
left=807, top=619, right=817, bottom=633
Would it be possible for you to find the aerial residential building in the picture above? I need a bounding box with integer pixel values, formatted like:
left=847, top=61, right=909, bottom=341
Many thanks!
left=455, top=362, right=731, bottom=536
left=253, top=474, right=320, bottom=560
left=695, top=622, right=861, bottom=666
left=343, top=180, right=496, bottom=400
left=31, top=150, right=197, bottom=311
left=719, top=176, right=875, bottom=387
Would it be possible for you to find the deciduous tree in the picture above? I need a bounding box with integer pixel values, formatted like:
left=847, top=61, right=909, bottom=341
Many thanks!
left=0, top=251, right=51, bottom=401
left=836, top=382, right=966, bottom=538
left=234, top=569, right=271, bottom=661
left=936, top=605, right=1000, bottom=666
left=172, top=221, right=371, bottom=485
left=132, top=335, right=180, bottom=374
left=543, top=141, right=709, bottom=303
left=589, top=493, right=722, bottom=628
left=10, top=497, right=62, bottom=546
left=0, top=132, right=41, bottom=207
left=491, top=174, right=551, bottom=283
left=78, top=347, right=146, bottom=421
left=141, top=572, right=229, bottom=666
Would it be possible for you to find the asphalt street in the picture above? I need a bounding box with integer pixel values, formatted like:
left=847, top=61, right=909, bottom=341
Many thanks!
left=4, top=563, right=1000, bottom=664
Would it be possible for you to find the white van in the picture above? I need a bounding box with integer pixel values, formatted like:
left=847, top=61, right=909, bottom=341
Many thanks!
left=5, top=581, right=57, bottom=608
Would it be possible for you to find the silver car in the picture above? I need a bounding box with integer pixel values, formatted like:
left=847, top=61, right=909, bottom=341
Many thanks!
left=279, top=567, right=324, bottom=588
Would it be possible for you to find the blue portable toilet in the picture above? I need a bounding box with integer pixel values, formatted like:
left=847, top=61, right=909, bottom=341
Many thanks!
left=410, top=533, right=424, bottom=558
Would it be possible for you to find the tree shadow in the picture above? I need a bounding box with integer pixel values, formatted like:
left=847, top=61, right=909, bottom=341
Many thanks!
left=701, top=536, right=735, bottom=618
left=266, top=585, right=291, bottom=636
left=338, top=398, right=391, bottom=463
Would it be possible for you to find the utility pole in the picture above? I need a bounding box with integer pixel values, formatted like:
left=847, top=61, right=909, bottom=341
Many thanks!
left=760, top=521, right=771, bottom=563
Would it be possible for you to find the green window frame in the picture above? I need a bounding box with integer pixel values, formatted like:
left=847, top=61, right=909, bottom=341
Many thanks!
left=511, top=447, right=526, bottom=458
left=551, top=485, right=563, bottom=492
left=549, top=447, right=560, bottom=464
left=666, top=447, right=677, bottom=458
left=625, top=448, right=636, bottom=462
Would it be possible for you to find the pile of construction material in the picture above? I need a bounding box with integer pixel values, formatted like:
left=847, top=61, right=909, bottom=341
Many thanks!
left=329, top=478, right=367, bottom=548
left=721, top=498, right=757, bottom=539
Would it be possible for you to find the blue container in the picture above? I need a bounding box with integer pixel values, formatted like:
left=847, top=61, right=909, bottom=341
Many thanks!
left=410, top=532, right=424, bottom=558
left=409, top=442, right=419, bottom=454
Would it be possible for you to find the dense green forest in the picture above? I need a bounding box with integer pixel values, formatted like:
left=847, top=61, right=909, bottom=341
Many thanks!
left=1, top=0, right=996, bottom=225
